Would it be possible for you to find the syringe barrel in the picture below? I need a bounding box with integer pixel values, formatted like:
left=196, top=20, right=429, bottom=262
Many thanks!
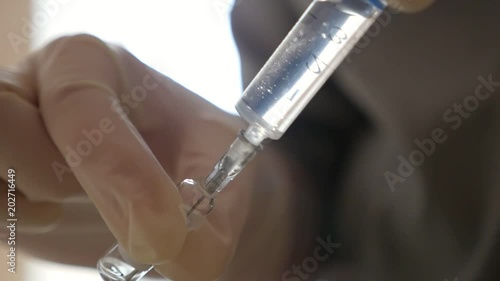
left=236, top=0, right=385, bottom=140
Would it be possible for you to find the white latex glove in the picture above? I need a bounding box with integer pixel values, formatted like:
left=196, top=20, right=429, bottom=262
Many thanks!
left=0, top=34, right=265, bottom=281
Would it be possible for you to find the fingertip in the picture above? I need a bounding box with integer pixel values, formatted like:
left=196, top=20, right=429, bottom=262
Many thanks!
left=36, top=33, right=125, bottom=104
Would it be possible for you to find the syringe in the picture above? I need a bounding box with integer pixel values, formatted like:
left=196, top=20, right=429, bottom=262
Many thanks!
left=97, top=0, right=386, bottom=280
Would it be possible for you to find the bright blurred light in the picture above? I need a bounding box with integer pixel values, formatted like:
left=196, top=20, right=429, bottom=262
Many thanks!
left=33, top=0, right=242, bottom=114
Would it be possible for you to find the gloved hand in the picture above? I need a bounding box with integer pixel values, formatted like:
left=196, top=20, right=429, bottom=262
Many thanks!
left=0, top=34, right=282, bottom=281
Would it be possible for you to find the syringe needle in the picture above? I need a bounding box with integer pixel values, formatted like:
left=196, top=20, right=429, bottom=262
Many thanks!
left=185, top=129, right=261, bottom=217
left=187, top=196, right=206, bottom=217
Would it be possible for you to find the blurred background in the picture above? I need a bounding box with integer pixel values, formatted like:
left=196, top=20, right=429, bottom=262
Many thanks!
left=0, top=0, right=241, bottom=280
